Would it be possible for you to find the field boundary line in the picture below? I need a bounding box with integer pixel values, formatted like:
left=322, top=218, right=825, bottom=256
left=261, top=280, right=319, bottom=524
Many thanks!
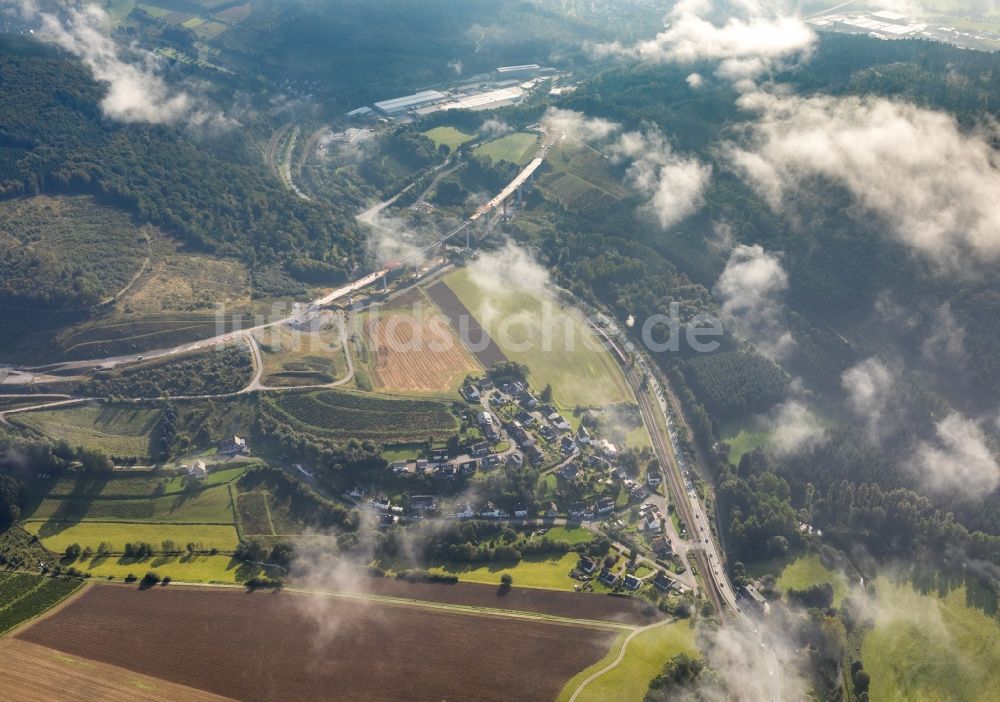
left=262, top=491, right=276, bottom=536
left=228, top=484, right=244, bottom=542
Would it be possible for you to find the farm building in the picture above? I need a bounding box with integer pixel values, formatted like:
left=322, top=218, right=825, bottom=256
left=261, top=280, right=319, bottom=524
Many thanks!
left=189, top=460, right=207, bottom=479
left=219, top=435, right=248, bottom=456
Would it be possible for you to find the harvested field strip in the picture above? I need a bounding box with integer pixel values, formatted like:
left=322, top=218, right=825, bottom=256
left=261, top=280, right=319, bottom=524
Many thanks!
left=425, top=280, right=507, bottom=367
left=35, top=466, right=246, bottom=499
left=0, top=639, right=237, bottom=702
left=24, top=485, right=235, bottom=524
left=363, top=308, right=480, bottom=393
left=268, top=390, right=457, bottom=441
left=19, top=585, right=617, bottom=702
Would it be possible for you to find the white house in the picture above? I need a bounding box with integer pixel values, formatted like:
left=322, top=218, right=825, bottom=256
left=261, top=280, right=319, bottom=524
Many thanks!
left=190, top=460, right=207, bottom=479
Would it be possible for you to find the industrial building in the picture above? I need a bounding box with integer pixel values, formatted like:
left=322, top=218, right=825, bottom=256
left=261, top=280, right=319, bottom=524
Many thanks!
left=373, top=90, right=446, bottom=115
left=497, top=64, right=541, bottom=78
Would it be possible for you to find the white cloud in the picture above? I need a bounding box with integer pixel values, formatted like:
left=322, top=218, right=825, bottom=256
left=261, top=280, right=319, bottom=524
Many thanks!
left=595, top=0, right=814, bottom=81
left=612, top=129, right=711, bottom=229
left=23, top=3, right=228, bottom=127
left=921, top=303, right=966, bottom=365
left=913, top=413, right=1000, bottom=498
left=727, top=90, right=1000, bottom=274
left=768, top=399, right=826, bottom=456
left=480, top=118, right=512, bottom=138
left=841, top=358, right=897, bottom=440
left=715, top=244, right=793, bottom=358
left=686, top=72, right=704, bottom=88
left=540, top=107, right=619, bottom=143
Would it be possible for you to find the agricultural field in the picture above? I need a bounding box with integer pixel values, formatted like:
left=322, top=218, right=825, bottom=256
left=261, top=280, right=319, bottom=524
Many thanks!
left=776, top=552, right=850, bottom=607
left=265, top=389, right=459, bottom=443
left=12, top=404, right=162, bottom=459
left=17, top=585, right=618, bottom=702
left=558, top=619, right=698, bottom=702
left=34, top=466, right=245, bottom=499
left=423, top=126, right=474, bottom=151
left=23, top=484, right=236, bottom=525
left=441, top=267, right=633, bottom=408
left=0, top=638, right=234, bottom=702
left=72, top=554, right=258, bottom=584
left=236, top=491, right=273, bottom=536
left=474, top=132, right=539, bottom=166
left=361, top=294, right=480, bottom=394
left=0, top=572, right=83, bottom=636
left=539, top=141, right=629, bottom=212
left=254, top=319, right=349, bottom=387
left=21, top=522, right=239, bottom=554
left=428, top=552, right=581, bottom=591
left=424, top=280, right=507, bottom=367
left=862, top=577, right=1000, bottom=702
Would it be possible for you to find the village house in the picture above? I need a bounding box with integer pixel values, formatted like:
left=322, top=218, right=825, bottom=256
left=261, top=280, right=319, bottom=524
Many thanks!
left=463, top=385, right=481, bottom=402
left=578, top=556, right=597, bottom=575
left=596, top=497, right=616, bottom=515
left=598, top=569, right=618, bottom=587
left=410, top=495, right=437, bottom=511
left=456, top=503, right=476, bottom=519
left=506, top=452, right=523, bottom=468
left=218, top=435, right=248, bottom=456
left=470, top=441, right=491, bottom=456
left=189, top=460, right=207, bottom=479
left=650, top=536, right=673, bottom=557
left=545, top=501, right=559, bottom=517
left=346, top=484, right=366, bottom=499
left=577, top=425, right=591, bottom=444
left=480, top=501, right=503, bottom=518
left=558, top=463, right=579, bottom=480
left=459, top=460, right=478, bottom=476
left=653, top=570, right=673, bottom=592
left=560, top=436, right=576, bottom=454
left=513, top=504, right=528, bottom=518
left=647, top=472, right=662, bottom=487
left=624, top=574, right=641, bottom=591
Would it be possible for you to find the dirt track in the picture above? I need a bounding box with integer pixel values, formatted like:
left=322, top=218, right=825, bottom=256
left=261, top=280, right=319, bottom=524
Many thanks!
left=17, top=584, right=616, bottom=702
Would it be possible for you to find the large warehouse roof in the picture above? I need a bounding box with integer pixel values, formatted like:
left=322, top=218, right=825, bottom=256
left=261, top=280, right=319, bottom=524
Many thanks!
left=373, top=90, right=446, bottom=114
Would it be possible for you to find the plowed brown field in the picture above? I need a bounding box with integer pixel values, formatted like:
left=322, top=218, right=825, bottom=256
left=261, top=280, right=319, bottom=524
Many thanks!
left=364, top=307, right=479, bottom=392
left=0, top=638, right=235, bottom=702
left=425, top=281, right=508, bottom=367
left=17, top=585, right=616, bottom=702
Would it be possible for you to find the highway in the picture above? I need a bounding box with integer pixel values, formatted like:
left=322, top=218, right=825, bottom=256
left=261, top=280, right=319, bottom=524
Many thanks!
left=5, top=137, right=551, bottom=381
left=591, top=320, right=783, bottom=702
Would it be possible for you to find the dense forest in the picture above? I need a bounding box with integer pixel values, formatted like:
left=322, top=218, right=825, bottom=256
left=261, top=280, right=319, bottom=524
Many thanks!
left=0, top=35, right=364, bottom=299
